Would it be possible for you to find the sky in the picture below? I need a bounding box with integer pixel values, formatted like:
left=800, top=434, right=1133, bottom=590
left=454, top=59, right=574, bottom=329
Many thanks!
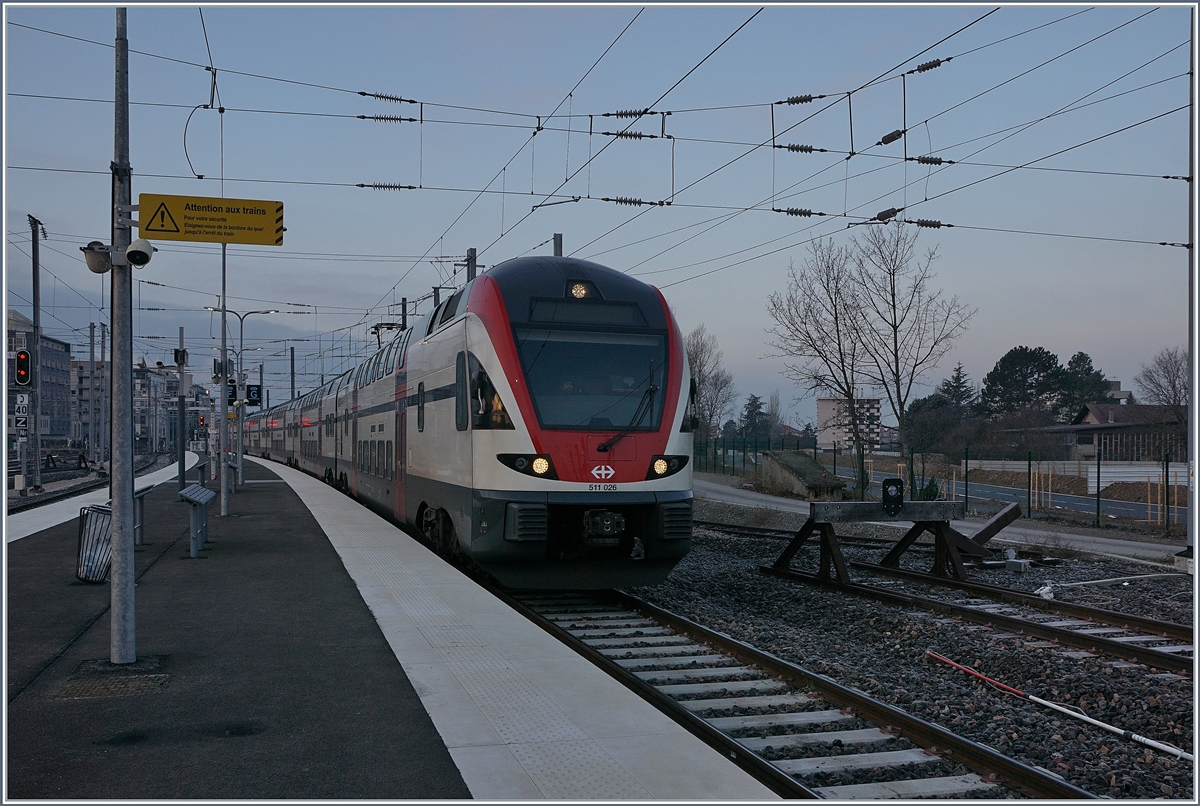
left=4, top=3, right=1194, bottom=428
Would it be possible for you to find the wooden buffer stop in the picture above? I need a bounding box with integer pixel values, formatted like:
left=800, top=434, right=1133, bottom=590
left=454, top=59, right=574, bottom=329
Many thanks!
left=763, top=491, right=1022, bottom=585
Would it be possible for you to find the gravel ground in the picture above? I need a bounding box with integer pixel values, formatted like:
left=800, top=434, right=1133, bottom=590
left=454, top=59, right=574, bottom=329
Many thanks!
left=632, top=502, right=1194, bottom=799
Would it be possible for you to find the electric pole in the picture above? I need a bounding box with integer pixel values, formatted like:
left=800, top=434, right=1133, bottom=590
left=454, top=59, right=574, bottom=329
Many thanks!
left=110, top=7, right=136, bottom=664
left=29, top=215, right=43, bottom=492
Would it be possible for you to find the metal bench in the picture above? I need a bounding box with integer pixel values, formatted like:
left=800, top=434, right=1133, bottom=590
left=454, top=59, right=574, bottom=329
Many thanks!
left=179, top=483, right=217, bottom=558
left=191, top=458, right=209, bottom=490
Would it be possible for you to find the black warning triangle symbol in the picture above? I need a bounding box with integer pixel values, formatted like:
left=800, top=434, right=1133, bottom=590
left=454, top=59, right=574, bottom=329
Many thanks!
left=143, top=201, right=181, bottom=233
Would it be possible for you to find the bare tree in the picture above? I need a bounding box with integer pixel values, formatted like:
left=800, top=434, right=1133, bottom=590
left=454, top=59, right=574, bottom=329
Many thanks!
left=683, top=323, right=737, bottom=436
left=1134, top=345, right=1189, bottom=424
left=848, top=223, right=974, bottom=463
left=766, top=389, right=786, bottom=440
left=767, top=242, right=872, bottom=489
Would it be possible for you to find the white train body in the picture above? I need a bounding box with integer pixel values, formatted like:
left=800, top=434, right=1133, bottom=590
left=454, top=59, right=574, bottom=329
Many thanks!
left=246, top=256, right=696, bottom=588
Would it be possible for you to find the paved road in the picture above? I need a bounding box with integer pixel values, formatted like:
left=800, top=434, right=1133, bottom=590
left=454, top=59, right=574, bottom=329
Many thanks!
left=693, top=478, right=1186, bottom=566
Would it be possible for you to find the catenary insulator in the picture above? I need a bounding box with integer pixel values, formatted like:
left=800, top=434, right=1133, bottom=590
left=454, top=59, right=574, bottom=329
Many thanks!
left=878, top=129, right=905, bottom=146
left=603, top=131, right=646, bottom=140
left=785, top=143, right=815, bottom=153
left=775, top=208, right=815, bottom=217
left=359, top=115, right=414, bottom=123
left=914, top=219, right=945, bottom=228
left=914, top=58, right=944, bottom=73
left=602, top=197, right=644, bottom=206
left=361, top=91, right=413, bottom=104
left=874, top=207, right=901, bottom=222
left=605, top=109, right=649, bottom=118
left=360, top=183, right=417, bottom=191
left=786, top=95, right=814, bottom=105
left=916, top=155, right=946, bottom=165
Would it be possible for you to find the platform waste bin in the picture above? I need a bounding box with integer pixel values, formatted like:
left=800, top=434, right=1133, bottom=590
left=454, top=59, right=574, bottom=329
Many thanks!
left=76, top=504, right=113, bottom=583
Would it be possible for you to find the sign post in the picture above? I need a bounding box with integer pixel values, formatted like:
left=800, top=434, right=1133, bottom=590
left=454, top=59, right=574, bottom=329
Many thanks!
left=137, top=193, right=285, bottom=517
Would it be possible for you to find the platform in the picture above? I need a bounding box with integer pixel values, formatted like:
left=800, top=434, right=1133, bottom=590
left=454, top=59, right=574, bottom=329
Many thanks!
left=5, top=454, right=776, bottom=800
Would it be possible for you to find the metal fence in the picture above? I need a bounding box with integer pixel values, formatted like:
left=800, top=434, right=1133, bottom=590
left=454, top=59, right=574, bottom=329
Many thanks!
left=692, top=436, right=815, bottom=476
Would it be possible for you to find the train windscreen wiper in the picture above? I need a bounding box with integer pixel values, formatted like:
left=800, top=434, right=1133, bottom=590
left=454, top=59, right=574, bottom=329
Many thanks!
left=596, top=384, right=656, bottom=453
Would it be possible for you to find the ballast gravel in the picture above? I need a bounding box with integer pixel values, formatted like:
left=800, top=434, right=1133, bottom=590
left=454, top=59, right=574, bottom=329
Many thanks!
left=631, top=501, right=1194, bottom=800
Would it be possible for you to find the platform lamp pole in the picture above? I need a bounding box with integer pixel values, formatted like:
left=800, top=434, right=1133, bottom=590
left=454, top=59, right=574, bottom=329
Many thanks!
left=176, top=327, right=187, bottom=491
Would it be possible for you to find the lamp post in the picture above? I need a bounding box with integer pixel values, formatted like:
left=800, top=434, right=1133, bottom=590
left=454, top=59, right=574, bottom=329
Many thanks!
left=211, top=309, right=278, bottom=484
left=207, top=309, right=273, bottom=484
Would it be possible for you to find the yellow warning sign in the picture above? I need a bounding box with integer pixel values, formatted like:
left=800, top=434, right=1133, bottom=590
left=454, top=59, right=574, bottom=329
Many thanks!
left=138, top=194, right=284, bottom=246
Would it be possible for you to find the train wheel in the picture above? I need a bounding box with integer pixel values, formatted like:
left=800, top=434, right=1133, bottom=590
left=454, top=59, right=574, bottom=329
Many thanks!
left=421, top=507, right=457, bottom=557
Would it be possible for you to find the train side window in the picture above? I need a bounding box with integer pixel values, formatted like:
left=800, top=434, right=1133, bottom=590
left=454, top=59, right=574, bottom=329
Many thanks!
left=369, top=440, right=375, bottom=475
left=386, top=441, right=393, bottom=480
left=396, top=329, right=411, bottom=369
left=426, top=302, right=445, bottom=336
left=455, top=352, right=468, bottom=431
left=417, top=382, right=425, bottom=432
left=440, top=289, right=464, bottom=326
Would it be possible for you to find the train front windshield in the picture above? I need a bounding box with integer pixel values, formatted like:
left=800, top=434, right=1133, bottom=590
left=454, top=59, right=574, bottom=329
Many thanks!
left=514, top=328, right=667, bottom=430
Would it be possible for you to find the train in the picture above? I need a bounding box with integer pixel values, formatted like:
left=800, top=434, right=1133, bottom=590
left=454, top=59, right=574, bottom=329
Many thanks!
left=244, top=255, right=697, bottom=588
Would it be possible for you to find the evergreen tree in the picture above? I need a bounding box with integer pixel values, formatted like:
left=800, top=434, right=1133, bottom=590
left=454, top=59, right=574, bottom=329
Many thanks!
left=980, top=346, right=1065, bottom=416
left=935, top=362, right=977, bottom=413
left=739, top=394, right=770, bottom=438
left=1059, top=352, right=1109, bottom=419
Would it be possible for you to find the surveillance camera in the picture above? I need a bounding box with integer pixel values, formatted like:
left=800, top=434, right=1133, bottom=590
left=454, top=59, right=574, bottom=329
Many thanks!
left=126, top=238, right=157, bottom=267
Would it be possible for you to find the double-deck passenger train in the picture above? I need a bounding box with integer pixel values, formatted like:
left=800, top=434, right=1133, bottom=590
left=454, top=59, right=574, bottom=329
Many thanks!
left=244, top=256, right=696, bottom=588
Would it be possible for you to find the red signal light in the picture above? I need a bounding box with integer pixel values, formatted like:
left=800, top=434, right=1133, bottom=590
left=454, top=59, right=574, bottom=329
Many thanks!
left=14, top=350, right=31, bottom=385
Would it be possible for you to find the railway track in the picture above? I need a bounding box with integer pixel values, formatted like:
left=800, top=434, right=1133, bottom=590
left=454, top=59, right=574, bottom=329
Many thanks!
left=695, top=519, right=1192, bottom=675
left=760, top=564, right=1193, bottom=676
left=498, top=588, right=1096, bottom=800
left=6, top=455, right=159, bottom=516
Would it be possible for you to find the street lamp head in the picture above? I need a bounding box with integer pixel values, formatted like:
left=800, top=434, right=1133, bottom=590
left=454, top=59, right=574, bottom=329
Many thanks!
left=80, top=241, right=112, bottom=274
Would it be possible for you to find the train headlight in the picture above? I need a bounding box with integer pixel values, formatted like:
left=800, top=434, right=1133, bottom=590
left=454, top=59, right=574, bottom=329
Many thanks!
left=570, top=282, right=588, bottom=299
left=497, top=454, right=558, bottom=480
left=646, top=455, right=689, bottom=480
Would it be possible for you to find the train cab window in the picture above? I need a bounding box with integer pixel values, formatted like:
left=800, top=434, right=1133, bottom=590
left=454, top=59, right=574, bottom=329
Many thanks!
left=417, top=382, right=425, bottom=431
left=468, top=352, right=515, bottom=429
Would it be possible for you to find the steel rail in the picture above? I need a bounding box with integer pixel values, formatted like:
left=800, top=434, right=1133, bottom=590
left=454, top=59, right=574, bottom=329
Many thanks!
left=695, top=519, right=928, bottom=551
left=849, top=560, right=1193, bottom=642
left=491, top=587, right=821, bottom=799
left=6, top=454, right=158, bottom=515
left=760, top=565, right=1193, bottom=675
left=612, top=590, right=1098, bottom=800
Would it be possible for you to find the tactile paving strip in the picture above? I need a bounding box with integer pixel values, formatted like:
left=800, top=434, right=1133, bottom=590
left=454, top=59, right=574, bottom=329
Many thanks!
left=268, top=460, right=656, bottom=799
